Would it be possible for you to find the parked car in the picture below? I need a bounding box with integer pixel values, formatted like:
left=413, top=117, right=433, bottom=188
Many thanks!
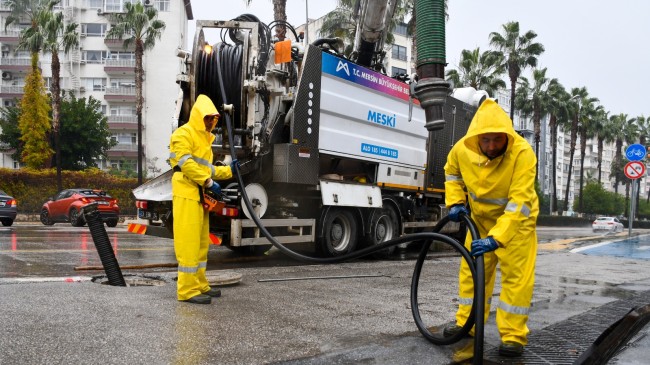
left=0, top=189, right=17, bottom=226
left=41, top=189, right=119, bottom=227
left=592, top=216, right=624, bottom=233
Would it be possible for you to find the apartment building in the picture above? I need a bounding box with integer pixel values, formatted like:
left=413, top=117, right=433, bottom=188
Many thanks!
left=0, top=0, right=193, bottom=176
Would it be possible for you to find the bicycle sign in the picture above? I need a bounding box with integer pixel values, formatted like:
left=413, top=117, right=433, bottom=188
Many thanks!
left=625, top=143, right=646, bottom=161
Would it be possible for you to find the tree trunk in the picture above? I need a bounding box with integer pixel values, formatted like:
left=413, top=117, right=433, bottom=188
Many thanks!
left=550, top=115, right=558, bottom=214
left=563, top=114, right=578, bottom=214
left=597, top=137, right=604, bottom=184
left=578, top=128, right=587, bottom=212
left=272, top=0, right=287, bottom=40
left=136, top=40, right=144, bottom=185
left=533, top=102, right=540, bottom=183
left=51, top=50, right=62, bottom=191
left=508, top=74, right=517, bottom=122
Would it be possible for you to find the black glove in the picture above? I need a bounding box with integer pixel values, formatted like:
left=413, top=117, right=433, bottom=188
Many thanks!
left=448, top=204, right=469, bottom=222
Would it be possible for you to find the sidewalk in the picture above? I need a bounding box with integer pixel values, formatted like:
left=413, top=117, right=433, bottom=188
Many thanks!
left=1, top=233, right=650, bottom=364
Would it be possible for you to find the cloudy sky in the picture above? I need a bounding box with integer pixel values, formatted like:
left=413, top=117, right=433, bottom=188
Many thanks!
left=188, top=0, right=648, bottom=118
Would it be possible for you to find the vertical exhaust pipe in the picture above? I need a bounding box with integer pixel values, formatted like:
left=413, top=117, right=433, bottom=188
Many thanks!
left=83, top=203, right=126, bottom=286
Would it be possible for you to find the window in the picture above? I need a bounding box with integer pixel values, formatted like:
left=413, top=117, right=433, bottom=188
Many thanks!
left=81, top=23, right=107, bottom=37
left=391, top=66, right=406, bottom=77
left=105, top=0, right=125, bottom=12
left=88, top=0, right=102, bottom=8
left=155, top=0, right=170, bottom=11
left=391, top=45, right=407, bottom=61
left=82, top=77, right=107, bottom=91
left=107, top=51, right=135, bottom=60
left=110, top=105, right=136, bottom=116
left=394, top=23, right=408, bottom=37
left=111, top=132, right=137, bottom=144
left=82, top=50, right=108, bottom=64
left=110, top=78, right=136, bottom=88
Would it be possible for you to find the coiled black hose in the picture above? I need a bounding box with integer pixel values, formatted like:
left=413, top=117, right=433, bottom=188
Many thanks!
left=212, top=55, right=485, bottom=363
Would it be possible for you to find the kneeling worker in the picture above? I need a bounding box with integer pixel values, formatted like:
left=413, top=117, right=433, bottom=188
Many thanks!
left=444, top=99, right=539, bottom=357
left=169, top=94, right=237, bottom=304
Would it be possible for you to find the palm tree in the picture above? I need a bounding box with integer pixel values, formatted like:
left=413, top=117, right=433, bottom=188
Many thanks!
left=244, top=0, right=288, bottom=40
left=608, top=113, right=637, bottom=195
left=318, top=3, right=357, bottom=56
left=41, top=10, right=78, bottom=191
left=513, top=67, right=557, bottom=173
left=593, top=108, right=612, bottom=184
left=445, top=48, right=505, bottom=96
left=546, top=84, right=570, bottom=215
left=576, top=98, right=600, bottom=212
left=105, top=1, right=165, bottom=185
left=489, top=21, right=545, bottom=121
left=562, top=87, right=587, bottom=214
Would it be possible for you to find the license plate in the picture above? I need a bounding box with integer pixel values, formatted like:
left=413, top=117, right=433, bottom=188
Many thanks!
left=97, top=201, right=109, bottom=205
left=0, top=202, right=4, bottom=207
left=138, top=210, right=158, bottom=220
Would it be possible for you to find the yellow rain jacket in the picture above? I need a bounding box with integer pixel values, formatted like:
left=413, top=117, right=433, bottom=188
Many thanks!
left=169, top=94, right=232, bottom=301
left=444, top=98, right=539, bottom=345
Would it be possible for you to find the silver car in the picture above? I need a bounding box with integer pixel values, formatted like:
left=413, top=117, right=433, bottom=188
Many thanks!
left=0, top=189, right=17, bottom=226
left=592, top=216, right=624, bottom=233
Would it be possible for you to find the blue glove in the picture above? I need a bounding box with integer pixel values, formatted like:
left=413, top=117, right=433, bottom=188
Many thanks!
left=206, top=180, right=221, bottom=195
left=470, top=237, right=499, bottom=257
left=230, top=159, right=240, bottom=171
left=448, top=204, right=469, bottom=222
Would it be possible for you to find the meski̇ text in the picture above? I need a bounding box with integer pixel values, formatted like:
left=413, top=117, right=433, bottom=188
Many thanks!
left=367, top=110, right=396, bottom=128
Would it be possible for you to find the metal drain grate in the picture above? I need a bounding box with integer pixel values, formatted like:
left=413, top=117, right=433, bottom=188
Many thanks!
left=482, top=290, right=650, bottom=364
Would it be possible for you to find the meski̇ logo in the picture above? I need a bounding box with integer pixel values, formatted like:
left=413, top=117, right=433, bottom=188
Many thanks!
left=367, top=110, right=396, bottom=128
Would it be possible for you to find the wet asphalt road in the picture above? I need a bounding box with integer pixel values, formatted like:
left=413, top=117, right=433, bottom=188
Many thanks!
left=0, top=223, right=612, bottom=279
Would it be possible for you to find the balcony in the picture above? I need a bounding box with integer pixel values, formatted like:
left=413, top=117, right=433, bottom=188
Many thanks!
left=0, top=29, right=21, bottom=44
left=104, top=38, right=135, bottom=50
left=104, top=59, right=135, bottom=75
left=0, top=58, right=33, bottom=73
left=107, top=114, right=137, bottom=129
left=104, top=87, right=136, bottom=102
left=107, top=143, right=138, bottom=158
left=0, top=85, right=24, bottom=99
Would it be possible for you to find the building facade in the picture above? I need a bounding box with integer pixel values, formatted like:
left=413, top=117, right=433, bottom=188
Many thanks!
left=0, top=0, right=193, bottom=176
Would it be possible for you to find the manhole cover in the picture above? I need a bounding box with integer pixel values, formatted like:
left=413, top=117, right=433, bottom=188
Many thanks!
left=206, top=271, right=243, bottom=286
left=92, top=274, right=167, bottom=287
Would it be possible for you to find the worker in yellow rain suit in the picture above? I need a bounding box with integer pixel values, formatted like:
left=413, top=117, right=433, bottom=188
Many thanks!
left=443, top=98, right=539, bottom=357
left=169, top=94, right=234, bottom=304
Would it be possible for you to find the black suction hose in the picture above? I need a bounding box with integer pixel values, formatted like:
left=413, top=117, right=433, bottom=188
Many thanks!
left=213, top=55, right=485, bottom=363
left=83, top=202, right=126, bottom=287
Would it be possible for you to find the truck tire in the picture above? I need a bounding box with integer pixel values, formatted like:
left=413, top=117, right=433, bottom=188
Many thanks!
left=319, top=208, right=358, bottom=257
left=364, top=205, right=399, bottom=259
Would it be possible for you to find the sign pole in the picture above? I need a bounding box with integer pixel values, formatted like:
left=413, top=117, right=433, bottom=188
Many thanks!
left=629, top=179, right=636, bottom=237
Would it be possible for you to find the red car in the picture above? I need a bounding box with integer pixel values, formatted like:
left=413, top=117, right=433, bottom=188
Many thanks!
left=40, top=189, right=120, bottom=227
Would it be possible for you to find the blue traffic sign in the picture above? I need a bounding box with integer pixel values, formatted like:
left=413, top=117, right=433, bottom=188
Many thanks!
left=625, top=143, right=646, bottom=161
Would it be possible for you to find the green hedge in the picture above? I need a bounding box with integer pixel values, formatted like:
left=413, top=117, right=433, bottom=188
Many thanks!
left=0, top=168, right=138, bottom=215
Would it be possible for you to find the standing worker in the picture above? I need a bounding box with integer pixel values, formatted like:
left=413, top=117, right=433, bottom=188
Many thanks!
left=169, top=94, right=237, bottom=304
left=443, top=98, right=539, bottom=357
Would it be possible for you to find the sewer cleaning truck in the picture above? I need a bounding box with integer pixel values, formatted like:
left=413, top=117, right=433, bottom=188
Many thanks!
left=131, top=0, right=488, bottom=257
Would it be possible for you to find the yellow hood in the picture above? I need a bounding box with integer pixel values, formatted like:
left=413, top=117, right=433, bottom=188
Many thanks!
left=188, top=94, right=220, bottom=132
left=462, top=98, right=518, bottom=156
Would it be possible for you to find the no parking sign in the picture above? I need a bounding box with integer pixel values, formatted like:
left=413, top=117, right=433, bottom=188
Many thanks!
left=624, top=161, right=646, bottom=180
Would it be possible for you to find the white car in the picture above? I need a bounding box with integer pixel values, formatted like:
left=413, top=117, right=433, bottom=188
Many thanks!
left=592, top=216, right=624, bottom=233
